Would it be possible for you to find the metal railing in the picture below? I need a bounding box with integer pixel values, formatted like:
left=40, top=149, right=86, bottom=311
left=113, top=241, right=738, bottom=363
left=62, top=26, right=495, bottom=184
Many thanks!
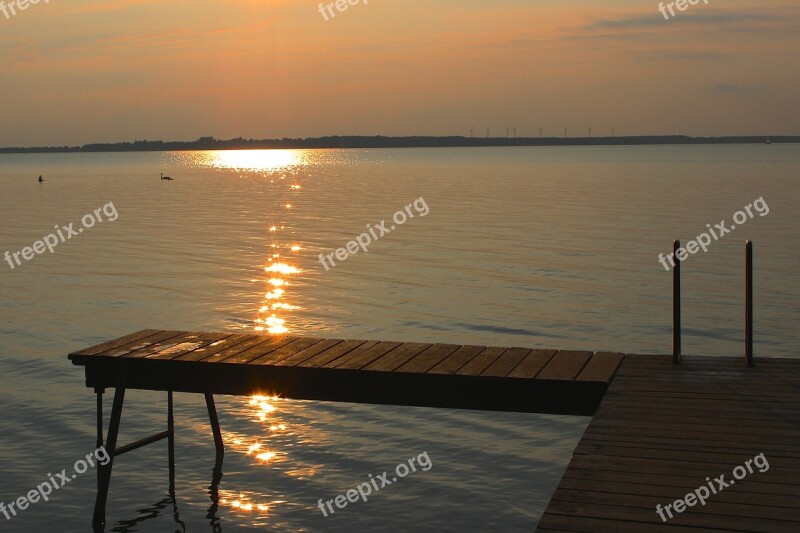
left=671, top=240, right=754, bottom=366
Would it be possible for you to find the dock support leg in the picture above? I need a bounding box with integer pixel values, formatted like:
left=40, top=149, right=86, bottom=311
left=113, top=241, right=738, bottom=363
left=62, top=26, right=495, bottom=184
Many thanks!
left=673, top=239, right=681, bottom=364
left=93, top=387, right=125, bottom=532
left=746, top=241, right=754, bottom=366
left=168, top=391, right=176, bottom=493
left=205, top=394, right=224, bottom=461
left=95, top=388, right=104, bottom=488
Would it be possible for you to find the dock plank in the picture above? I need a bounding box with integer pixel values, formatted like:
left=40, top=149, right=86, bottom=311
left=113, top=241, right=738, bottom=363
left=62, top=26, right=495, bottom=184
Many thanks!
left=363, top=342, right=432, bottom=372
left=395, top=344, right=461, bottom=373
left=299, top=339, right=368, bottom=368
left=456, top=346, right=507, bottom=376
left=332, top=341, right=402, bottom=370
left=251, top=337, right=325, bottom=366
left=69, top=329, right=162, bottom=356
left=537, top=350, right=592, bottom=380
left=481, top=347, right=531, bottom=377
left=507, top=349, right=557, bottom=379
left=427, top=345, right=486, bottom=374
left=576, top=352, right=624, bottom=382
left=218, top=336, right=299, bottom=364
left=196, top=335, right=278, bottom=364
left=140, top=333, right=233, bottom=360
left=275, top=338, right=345, bottom=367
left=103, top=330, right=186, bottom=357
left=173, top=334, right=257, bottom=362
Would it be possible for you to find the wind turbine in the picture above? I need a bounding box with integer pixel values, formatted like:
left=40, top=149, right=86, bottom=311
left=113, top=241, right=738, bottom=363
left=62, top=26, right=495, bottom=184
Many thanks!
left=512, top=127, right=518, bottom=138
left=588, top=127, right=592, bottom=138
left=564, top=128, right=568, bottom=139
left=539, top=127, right=543, bottom=138
left=485, top=127, right=490, bottom=138
left=470, top=126, right=474, bottom=138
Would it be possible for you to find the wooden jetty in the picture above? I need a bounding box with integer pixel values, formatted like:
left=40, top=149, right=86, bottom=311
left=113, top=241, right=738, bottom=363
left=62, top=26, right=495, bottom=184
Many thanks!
left=69, top=329, right=800, bottom=531
left=537, top=354, right=800, bottom=532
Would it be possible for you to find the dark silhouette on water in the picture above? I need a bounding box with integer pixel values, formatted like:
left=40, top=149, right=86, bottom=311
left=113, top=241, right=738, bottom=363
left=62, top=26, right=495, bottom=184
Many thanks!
left=38, top=175, right=43, bottom=183
left=160, top=172, right=173, bottom=181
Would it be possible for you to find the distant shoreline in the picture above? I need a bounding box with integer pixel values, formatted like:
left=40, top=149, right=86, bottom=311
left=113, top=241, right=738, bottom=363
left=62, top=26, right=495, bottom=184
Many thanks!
left=1, top=135, right=797, bottom=154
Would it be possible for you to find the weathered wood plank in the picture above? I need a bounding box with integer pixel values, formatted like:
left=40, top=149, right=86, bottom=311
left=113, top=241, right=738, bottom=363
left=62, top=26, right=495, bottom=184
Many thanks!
left=537, top=350, right=592, bottom=380
left=173, top=334, right=257, bottom=362
left=196, top=335, right=278, bottom=364
left=395, top=344, right=461, bottom=373
left=218, top=336, right=299, bottom=364
left=275, top=338, right=345, bottom=367
left=103, top=330, right=186, bottom=357
left=456, top=346, right=507, bottom=376
left=251, top=337, right=325, bottom=366
left=363, top=343, right=432, bottom=372
left=123, top=332, right=211, bottom=359
left=551, top=487, right=800, bottom=522
left=576, top=352, right=624, bottom=382
left=562, top=469, right=797, bottom=498
left=537, top=514, right=716, bottom=533
left=140, top=333, right=233, bottom=360
left=69, top=329, right=162, bottom=356
left=332, top=341, right=403, bottom=370
left=300, top=339, right=369, bottom=368
left=541, top=499, right=798, bottom=532
left=507, top=349, right=556, bottom=379
left=481, top=347, right=531, bottom=377
left=427, top=345, right=486, bottom=374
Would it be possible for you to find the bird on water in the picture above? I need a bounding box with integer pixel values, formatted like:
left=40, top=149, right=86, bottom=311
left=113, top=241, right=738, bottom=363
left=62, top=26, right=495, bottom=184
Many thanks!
left=38, top=175, right=43, bottom=183
left=160, top=172, right=173, bottom=181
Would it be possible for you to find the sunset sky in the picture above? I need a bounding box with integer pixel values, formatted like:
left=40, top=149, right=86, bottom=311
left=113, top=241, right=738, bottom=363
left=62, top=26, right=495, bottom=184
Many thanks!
left=1, top=0, right=798, bottom=146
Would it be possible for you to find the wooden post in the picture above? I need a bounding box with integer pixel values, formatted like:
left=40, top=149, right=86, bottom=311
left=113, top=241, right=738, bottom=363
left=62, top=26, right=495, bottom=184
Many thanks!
left=673, top=240, right=681, bottom=364
left=746, top=241, right=754, bottom=366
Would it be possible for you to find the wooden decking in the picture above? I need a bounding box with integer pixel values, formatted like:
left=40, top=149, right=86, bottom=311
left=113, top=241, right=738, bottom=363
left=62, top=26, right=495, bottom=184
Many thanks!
left=68, top=329, right=624, bottom=416
left=68, top=329, right=800, bottom=531
left=537, top=354, right=800, bottom=532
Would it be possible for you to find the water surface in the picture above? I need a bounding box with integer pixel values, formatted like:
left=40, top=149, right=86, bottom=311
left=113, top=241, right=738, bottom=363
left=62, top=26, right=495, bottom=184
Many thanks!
left=0, top=145, right=798, bottom=531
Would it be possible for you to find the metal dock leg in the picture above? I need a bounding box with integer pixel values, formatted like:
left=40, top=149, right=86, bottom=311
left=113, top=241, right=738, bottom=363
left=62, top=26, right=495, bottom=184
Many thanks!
left=168, top=391, right=176, bottom=491
left=205, top=394, right=224, bottom=461
left=93, top=387, right=125, bottom=532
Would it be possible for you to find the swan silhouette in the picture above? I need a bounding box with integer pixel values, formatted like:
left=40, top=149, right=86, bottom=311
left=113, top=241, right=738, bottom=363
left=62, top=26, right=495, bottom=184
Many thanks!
left=160, top=173, right=173, bottom=181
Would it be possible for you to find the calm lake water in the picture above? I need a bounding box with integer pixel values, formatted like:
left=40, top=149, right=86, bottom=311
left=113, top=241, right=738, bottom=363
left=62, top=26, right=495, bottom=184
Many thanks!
left=0, top=145, right=798, bottom=531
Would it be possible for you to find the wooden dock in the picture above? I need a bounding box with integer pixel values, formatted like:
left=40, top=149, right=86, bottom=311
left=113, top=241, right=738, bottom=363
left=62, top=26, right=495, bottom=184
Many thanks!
left=537, top=354, right=800, bottom=532
left=68, top=329, right=800, bottom=531
left=68, top=329, right=624, bottom=416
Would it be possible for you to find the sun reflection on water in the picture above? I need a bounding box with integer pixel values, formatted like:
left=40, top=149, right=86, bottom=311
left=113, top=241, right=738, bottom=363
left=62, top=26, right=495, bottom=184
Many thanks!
left=211, top=394, right=298, bottom=519
left=200, top=149, right=304, bottom=172
left=184, top=149, right=320, bottom=525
